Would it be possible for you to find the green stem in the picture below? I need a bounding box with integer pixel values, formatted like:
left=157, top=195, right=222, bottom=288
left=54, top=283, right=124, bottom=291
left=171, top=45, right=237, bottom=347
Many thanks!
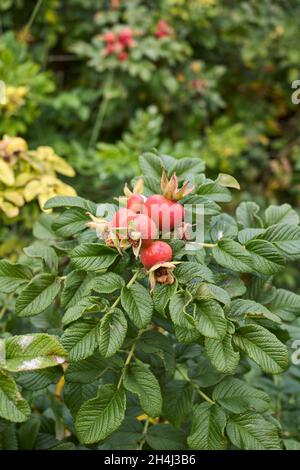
left=109, top=271, right=139, bottom=311
left=139, top=418, right=150, bottom=450
left=176, top=366, right=215, bottom=405
left=25, top=0, right=44, bottom=32
left=0, top=293, right=13, bottom=321
left=196, top=242, right=217, bottom=248
left=117, top=328, right=145, bottom=389
left=89, top=73, right=114, bottom=149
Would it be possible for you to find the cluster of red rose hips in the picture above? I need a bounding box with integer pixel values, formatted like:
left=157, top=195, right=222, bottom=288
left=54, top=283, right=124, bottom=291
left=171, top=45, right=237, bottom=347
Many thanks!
left=103, top=27, right=135, bottom=62
left=87, top=170, right=194, bottom=288
left=155, top=20, right=173, bottom=39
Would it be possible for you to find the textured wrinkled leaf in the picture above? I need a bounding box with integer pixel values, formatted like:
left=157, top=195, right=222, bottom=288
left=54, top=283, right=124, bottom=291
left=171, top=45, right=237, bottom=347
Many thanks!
left=16, top=274, right=61, bottom=317
left=99, top=309, right=127, bottom=358
left=75, top=384, right=126, bottom=444
left=187, top=403, right=227, bottom=450
left=228, top=299, right=281, bottom=324
left=212, top=239, right=253, bottom=273
left=92, top=272, right=125, bottom=294
left=44, top=196, right=96, bottom=214
left=0, top=372, right=30, bottom=422
left=258, top=223, right=300, bottom=255
left=71, top=243, right=118, bottom=271
left=0, top=260, right=33, bottom=293
left=226, top=412, right=281, bottom=450
left=146, top=424, right=187, bottom=450
left=195, top=300, right=227, bottom=339
left=264, top=204, right=299, bottom=227
left=61, top=319, right=99, bottom=361
left=246, top=239, right=285, bottom=275
left=124, top=361, right=162, bottom=417
left=121, top=283, right=153, bottom=328
left=4, top=334, right=66, bottom=372
left=205, top=330, right=239, bottom=374
left=233, top=324, right=288, bottom=374
left=212, top=377, right=270, bottom=414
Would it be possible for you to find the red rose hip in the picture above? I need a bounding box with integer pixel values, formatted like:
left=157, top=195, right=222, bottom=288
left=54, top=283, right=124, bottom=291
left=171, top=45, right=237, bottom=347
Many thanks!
left=140, top=241, right=173, bottom=269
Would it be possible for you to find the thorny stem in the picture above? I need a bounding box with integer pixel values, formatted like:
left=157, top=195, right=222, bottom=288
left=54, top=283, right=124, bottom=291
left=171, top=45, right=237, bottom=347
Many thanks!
left=176, top=366, right=215, bottom=405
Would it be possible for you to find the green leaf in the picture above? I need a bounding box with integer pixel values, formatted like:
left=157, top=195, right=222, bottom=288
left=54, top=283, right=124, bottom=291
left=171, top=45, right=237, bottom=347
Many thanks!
left=62, top=296, right=99, bottom=325
left=195, top=300, right=227, bottom=339
left=70, top=243, right=118, bottom=272
left=0, top=372, right=30, bottom=423
left=121, top=283, right=153, bottom=328
left=99, top=309, right=127, bottom=358
left=33, top=214, right=56, bottom=240
left=124, top=361, right=162, bottom=417
left=63, top=382, right=98, bottom=416
left=283, top=439, right=300, bottom=450
left=187, top=403, right=227, bottom=450
left=98, top=417, right=143, bottom=450
left=228, top=299, right=281, bottom=324
left=226, top=412, right=281, bottom=450
left=266, top=288, right=300, bottom=320
left=238, top=228, right=265, bottom=244
left=0, top=260, right=33, bottom=293
left=245, top=239, right=285, bottom=275
left=195, top=283, right=231, bottom=306
left=258, top=223, right=300, bottom=256
left=18, top=417, right=40, bottom=450
left=3, top=334, right=66, bottom=372
left=264, top=204, right=299, bottom=227
left=75, top=384, right=126, bottom=444
left=212, top=377, right=270, bottom=414
left=205, top=330, right=239, bottom=374
left=139, top=152, right=163, bottom=180
left=197, top=182, right=232, bottom=202
left=236, top=202, right=262, bottom=228
left=61, top=319, right=99, bottom=362
left=212, top=239, right=253, bottom=273
left=215, top=173, right=240, bottom=189
left=23, top=244, right=58, bottom=273
left=92, top=272, right=125, bottom=294
left=169, top=290, right=194, bottom=327
left=233, top=324, right=288, bottom=374
left=53, top=208, right=90, bottom=237
left=175, top=262, right=215, bottom=285
left=16, top=274, right=61, bottom=317
left=162, top=380, right=193, bottom=427
left=174, top=158, right=205, bottom=179
left=61, top=270, right=93, bottom=309
left=146, top=424, right=187, bottom=450
left=44, top=196, right=97, bottom=214
left=153, top=282, right=177, bottom=314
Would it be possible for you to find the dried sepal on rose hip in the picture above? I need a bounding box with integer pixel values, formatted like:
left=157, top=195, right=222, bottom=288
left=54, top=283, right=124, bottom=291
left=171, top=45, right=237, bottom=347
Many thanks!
left=86, top=207, right=157, bottom=257
left=140, top=240, right=179, bottom=289
left=117, top=177, right=146, bottom=214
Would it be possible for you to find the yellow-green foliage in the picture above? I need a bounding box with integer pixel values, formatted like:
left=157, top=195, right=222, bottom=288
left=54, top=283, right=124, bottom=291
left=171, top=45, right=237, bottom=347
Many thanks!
left=0, top=135, right=76, bottom=219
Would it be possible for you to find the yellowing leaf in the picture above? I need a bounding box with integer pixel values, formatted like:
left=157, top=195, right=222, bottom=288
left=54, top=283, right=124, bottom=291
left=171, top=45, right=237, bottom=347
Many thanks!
left=4, top=191, right=24, bottom=207
left=0, top=159, right=15, bottom=186
left=0, top=200, right=19, bottom=218
left=23, top=179, right=41, bottom=202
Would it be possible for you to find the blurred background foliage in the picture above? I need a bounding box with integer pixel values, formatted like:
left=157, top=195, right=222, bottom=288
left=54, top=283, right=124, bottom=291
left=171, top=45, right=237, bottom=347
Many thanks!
left=1, top=0, right=300, bottom=446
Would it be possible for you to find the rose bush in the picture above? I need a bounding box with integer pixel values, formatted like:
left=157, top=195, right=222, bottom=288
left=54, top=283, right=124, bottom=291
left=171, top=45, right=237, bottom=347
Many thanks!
left=0, top=152, right=300, bottom=450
